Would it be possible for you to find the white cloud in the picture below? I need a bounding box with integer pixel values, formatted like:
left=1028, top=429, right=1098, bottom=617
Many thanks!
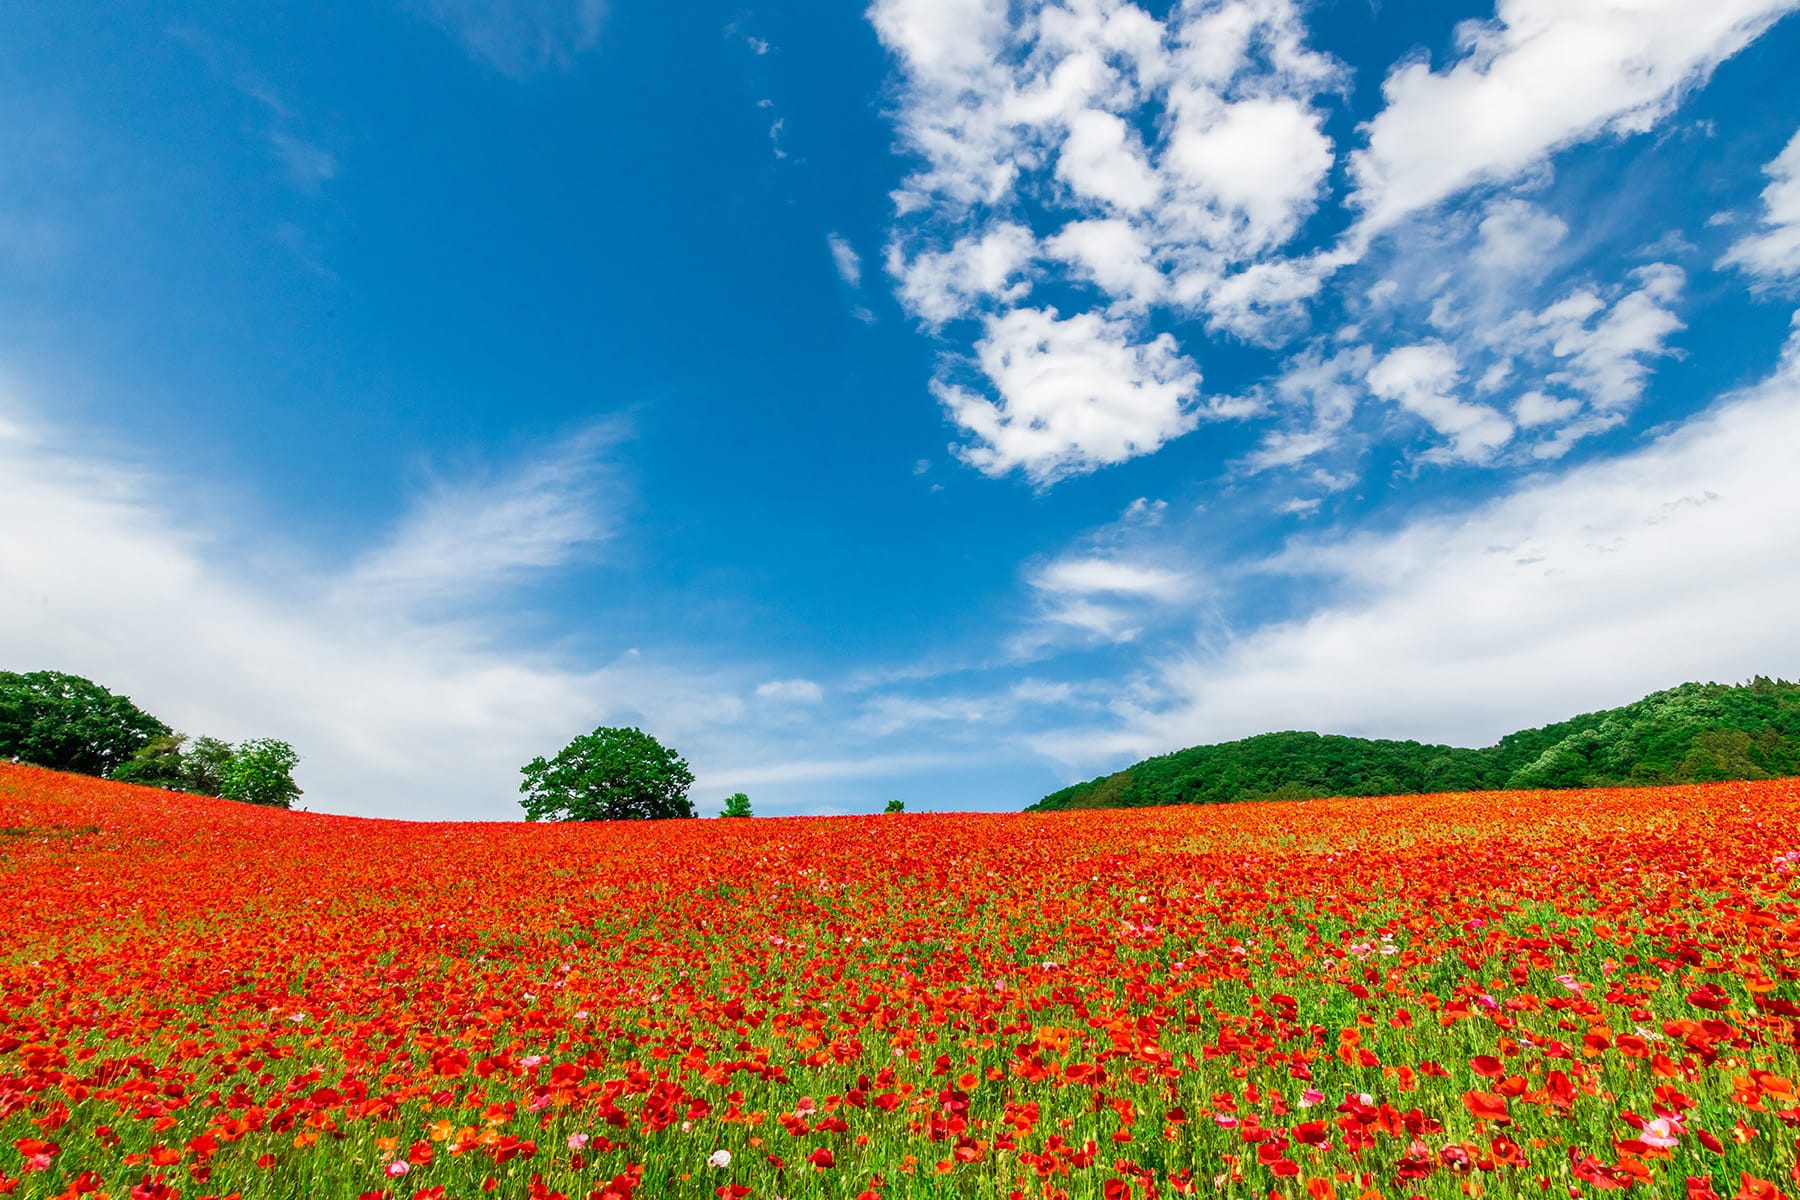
left=1033, top=557, right=1189, bottom=602
left=935, top=307, right=1201, bottom=483
left=888, top=224, right=1036, bottom=326
left=1721, top=129, right=1800, bottom=283
left=0, top=410, right=626, bottom=820
left=1367, top=341, right=1513, bottom=463
left=342, top=422, right=624, bottom=610
left=1348, top=0, right=1800, bottom=237
left=1044, top=218, right=1163, bottom=310
left=1036, top=314, right=1800, bottom=765
left=1056, top=109, right=1160, bottom=211
left=420, top=0, right=608, bottom=78
left=1164, top=95, right=1334, bottom=253
left=858, top=695, right=988, bottom=736
left=868, top=0, right=1793, bottom=485
left=872, top=0, right=1343, bottom=480
left=1019, top=549, right=1197, bottom=651
left=1532, top=264, right=1685, bottom=410
left=756, top=678, right=824, bottom=703
left=1513, top=390, right=1581, bottom=429
left=1237, top=345, right=1370, bottom=472
left=1473, top=198, right=1568, bottom=278
left=826, top=233, right=863, bottom=289
left=0, top=393, right=868, bottom=820
left=1483, top=263, right=1687, bottom=456
left=1029, top=598, right=1140, bottom=644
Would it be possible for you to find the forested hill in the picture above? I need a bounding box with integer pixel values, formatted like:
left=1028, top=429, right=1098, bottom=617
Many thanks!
left=1028, top=677, right=1800, bottom=812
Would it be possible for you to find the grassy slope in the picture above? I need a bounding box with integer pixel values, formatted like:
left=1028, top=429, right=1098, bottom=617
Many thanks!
left=1030, top=677, right=1800, bottom=811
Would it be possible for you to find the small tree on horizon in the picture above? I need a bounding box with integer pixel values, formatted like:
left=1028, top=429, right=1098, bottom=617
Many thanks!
left=221, top=739, right=302, bottom=809
left=720, top=792, right=753, bottom=818
left=520, top=726, right=696, bottom=821
left=884, top=799, right=905, bottom=814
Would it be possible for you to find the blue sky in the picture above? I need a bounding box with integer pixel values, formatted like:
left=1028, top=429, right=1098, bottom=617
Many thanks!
left=4, top=0, right=1800, bottom=819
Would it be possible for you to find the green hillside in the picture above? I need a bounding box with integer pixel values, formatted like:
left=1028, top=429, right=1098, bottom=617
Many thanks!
left=1028, top=677, right=1800, bottom=812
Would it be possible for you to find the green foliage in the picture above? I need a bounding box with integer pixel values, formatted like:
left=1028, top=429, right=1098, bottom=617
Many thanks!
left=220, top=738, right=302, bottom=809
left=114, top=733, right=278, bottom=800
left=883, top=799, right=905, bottom=814
left=183, top=736, right=235, bottom=796
left=720, top=792, right=753, bottom=818
left=110, top=734, right=196, bottom=791
left=0, top=670, right=171, bottom=778
left=1030, top=677, right=1800, bottom=812
left=520, top=726, right=695, bottom=821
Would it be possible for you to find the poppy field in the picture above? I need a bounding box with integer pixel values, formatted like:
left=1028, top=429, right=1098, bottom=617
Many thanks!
left=4, top=763, right=1800, bottom=1200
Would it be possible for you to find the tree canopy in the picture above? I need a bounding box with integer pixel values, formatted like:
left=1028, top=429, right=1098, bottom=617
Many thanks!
left=0, top=670, right=171, bottom=777
left=520, top=726, right=696, bottom=821
left=220, top=738, right=303, bottom=808
left=1030, top=677, right=1800, bottom=812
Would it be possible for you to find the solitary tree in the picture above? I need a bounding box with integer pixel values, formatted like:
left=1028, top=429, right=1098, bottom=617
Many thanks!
left=0, top=670, right=171, bottom=777
left=720, top=792, right=753, bottom=818
left=221, top=739, right=303, bottom=808
left=520, top=726, right=695, bottom=821
left=883, top=799, right=906, bottom=814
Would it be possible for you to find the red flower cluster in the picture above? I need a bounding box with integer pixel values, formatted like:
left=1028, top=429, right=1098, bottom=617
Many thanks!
left=3, top=762, right=1800, bottom=1198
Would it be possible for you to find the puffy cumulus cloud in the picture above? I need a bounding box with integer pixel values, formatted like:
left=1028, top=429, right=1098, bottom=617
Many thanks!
left=1044, top=218, right=1164, bottom=310
left=1348, top=0, right=1800, bottom=237
left=1163, top=95, right=1334, bottom=254
left=873, top=0, right=1343, bottom=480
left=1056, top=109, right=1161, bottom=211
left=934, top=307, right=1201, bottom=483
left=889, top=224, right=1037, bottom=327
left=1368, top=342, right=1514, bottom=463
left=419, top=0, right=608, bottom=78
left=869, top=0, right=1794, bottom=488
left=1033, top=316, right=1800, bottom=767
left=1721, top=129, right=1800, bottom=284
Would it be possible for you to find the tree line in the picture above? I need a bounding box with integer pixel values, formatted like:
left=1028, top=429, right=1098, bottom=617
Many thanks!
left=3, top=670, right=916, bottom=821
left=1029, top=678, right=1800, bottom=812
left=1, top=670, right=301, bottom=808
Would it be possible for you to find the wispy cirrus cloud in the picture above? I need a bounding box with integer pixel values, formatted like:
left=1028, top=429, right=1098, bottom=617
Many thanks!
left=826, top=234, right=863, bottom=289
left=341, top=421, right=627, bottom=612
left=416, top=0, right=608, bottom=79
